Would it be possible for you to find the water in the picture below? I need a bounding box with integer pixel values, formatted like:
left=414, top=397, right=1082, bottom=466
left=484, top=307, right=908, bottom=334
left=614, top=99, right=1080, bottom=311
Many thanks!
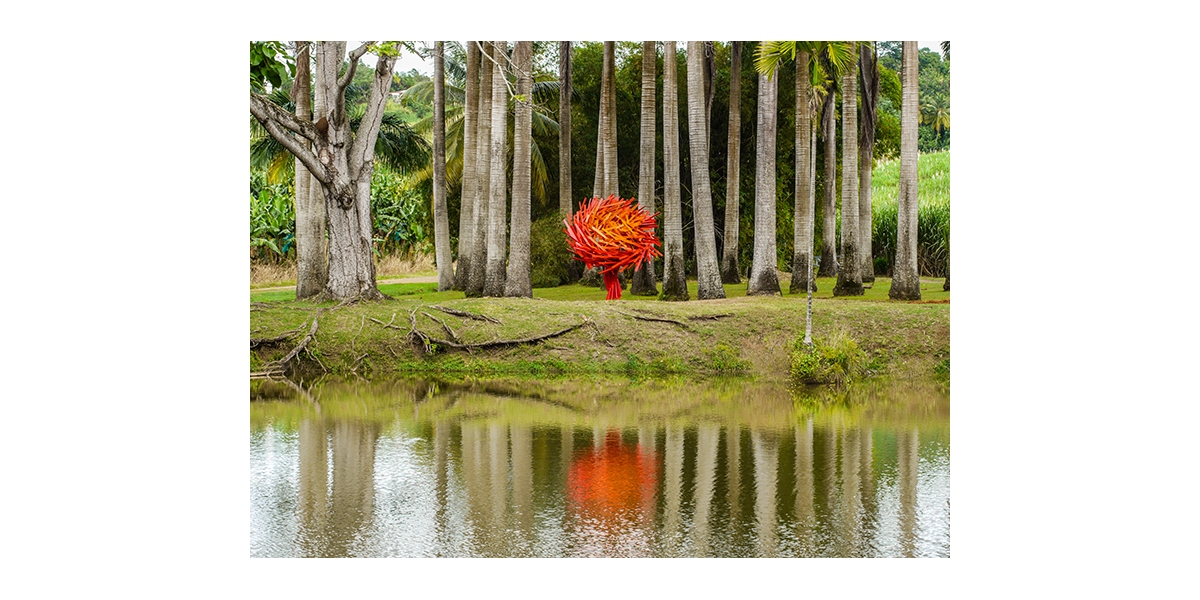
left=250, top=377, right=949, bottom=557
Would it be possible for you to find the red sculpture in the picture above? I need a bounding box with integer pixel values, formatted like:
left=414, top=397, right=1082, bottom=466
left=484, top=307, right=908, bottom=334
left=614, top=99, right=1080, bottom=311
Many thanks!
left=564, top=195, right=662, bottom=300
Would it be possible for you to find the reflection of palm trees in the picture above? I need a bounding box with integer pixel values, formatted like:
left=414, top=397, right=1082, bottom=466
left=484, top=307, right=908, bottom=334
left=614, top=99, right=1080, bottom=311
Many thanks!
left=898, top=428, right=919, bottom=557
left=838, top=427, right=862, bottom=555
left=328, top=420, right=378, bottom=557
left=433, top=420, right=449, bottom=551
left=726, top=424, right=741, bottom=526
left=297, top=419, right=328, bottom=557
left=662, top=424, right=685, bottom=556
left=692, top=424, right=720, bottom=556
left=794, top=418, right=815, bottom=556
left=510, top=424, right=533, bottom=549
left=487, top=423, right=508, bottom=555
left=752, top=430, right=779, bottom=556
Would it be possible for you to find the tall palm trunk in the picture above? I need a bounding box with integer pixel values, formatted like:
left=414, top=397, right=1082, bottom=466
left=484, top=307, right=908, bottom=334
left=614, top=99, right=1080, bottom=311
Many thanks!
left=453, top=41, right=481, bottom=291
left=685, top=41, right=726, bottom=300
left=790, top=49, right=815, bottom=295
left=890, top=41, right=922, bottom=300
left=292, top=41, right=327, bottom=299
left=559, top=42, right=573, bottom=218
left=858, top=42, right=879, bottom=284
left=465, top=42, right=493, bottom=297
left=817, top=88, right=838, bottom=277
left=631, top=41, right=659, bottom=296
left=505, top=41, right=534, bottom=298
left=592, top=41, right=618, bottom=199
left=432, top=41, right=452, bottom=291
left=482, top=40, right=509, bottom=297
left=661, top=41, right=689, bottom=301
left=834, top=52, right=863, bottom=296
left=748, top=68, right=780, bottom=295
left=720, top=41, right=743, bottom=284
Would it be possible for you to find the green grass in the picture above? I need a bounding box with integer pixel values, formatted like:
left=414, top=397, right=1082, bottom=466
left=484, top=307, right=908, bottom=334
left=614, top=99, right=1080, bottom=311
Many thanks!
left=871, top=150, right=950, bottom=277
left=251, top=281, right=439, bottom=303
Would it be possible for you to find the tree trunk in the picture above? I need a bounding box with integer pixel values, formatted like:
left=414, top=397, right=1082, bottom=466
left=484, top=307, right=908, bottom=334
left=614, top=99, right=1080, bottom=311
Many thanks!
left=453, top=41, right=480, bottom=291
left=465, top=42, right=492, bottom=297
left=631, top=41, right=659, bottom=296
left=704, top=41, right=716, bottom=145
left=720, top=41, right=743, bottom=284
left=748, top=68, right=780, bottom=296
left=790, top=49, right=814, bottom=295
left=432, top=42, right=453, bottom=291
left=661, top=42, right=689, bottom=301
left=559, top=41, right=573, bottom=218
left=890, top=41, right=922, bottom=301
left=834, top=52, right=863, bottom=296
left=505, top=41, right=534, bottom=298
left=603, top=42, right=619, bottom=197
left=818, top=88, right=838, bottom=277
left=686, top=41, right=726, bottom=300
left=858, top=42, right=879, bottom=284
left=292, top=41, right=327, bottom=299
left=483, top=40, right=509, bottom=297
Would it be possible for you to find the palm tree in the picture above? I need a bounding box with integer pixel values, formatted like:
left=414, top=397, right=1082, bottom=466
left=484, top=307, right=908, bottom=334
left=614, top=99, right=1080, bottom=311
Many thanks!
left=858, top=42, right=879, bottom=284
left=432, top=41, right=453, bottom=291
left=483, top=40, right=509, bottom=297
left=504, top=41, right=534, bottom=298
left=291, top=41, right=327, bottom=299
left=686, top=41, right=726, bottom=300
left=559, top=41, right=573, bottom=218
left=465, top=42, right=493, bottom=297
left=834, top=46, right=864, bottom=296
left=790, top=46, right=815, bottom=296
left=818, top=85, right=838, bottom=278
left=454, top=41, right=480, bottom=291
left=747, top=65, right=781, bottom=295
left=631, top=41, right=659, bottom=296
left=592, top=41, right=618, bottom=198
left=890, top=41, right=921, bottom=301
left=661, top=41, right=689, bottom=301
left=720, top=41, right=743, bottom=284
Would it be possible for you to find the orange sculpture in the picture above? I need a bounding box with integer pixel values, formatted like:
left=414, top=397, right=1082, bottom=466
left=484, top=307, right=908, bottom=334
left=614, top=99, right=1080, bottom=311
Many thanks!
left=564, top=195, right=662, bottom=300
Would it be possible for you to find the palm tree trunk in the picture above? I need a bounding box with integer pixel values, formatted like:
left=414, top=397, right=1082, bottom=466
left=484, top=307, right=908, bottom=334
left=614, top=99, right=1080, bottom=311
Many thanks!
left=505, top=41, right=534, bottom=298
left=454, top=41, right=481, bottom=291
left=834, top=52, right=863, bottom=296
left=747, top=68, right=780, bottom=295
left=631, top=41, right=659, bottom=296
left=890, top=41, right=922, bottom=301
left=603, top=41, right=619, bottom=197
left=661, top=42, right=689, bottom=301
left=790, top=49, right=813, bottom=295
left=858, top=42, right=879, bottom=284
left=818, top=89, right=838, bottom=277
left=465, top=42, right=492, bottom=297
left=293, top=41, right=327, bottom=299
left=686, top=41, right=726, bottom=300
left=432, top=41, right=453, bottom=291
left=482, top=40, right=508, bottom=297
left=720, top=41, right=743, bottom=284
left=559, top=41, right=573, bottom=218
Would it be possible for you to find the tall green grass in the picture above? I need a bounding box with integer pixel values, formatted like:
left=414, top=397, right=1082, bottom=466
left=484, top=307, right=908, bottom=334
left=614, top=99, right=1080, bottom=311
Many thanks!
left=871, top=150, right=950, bottom=277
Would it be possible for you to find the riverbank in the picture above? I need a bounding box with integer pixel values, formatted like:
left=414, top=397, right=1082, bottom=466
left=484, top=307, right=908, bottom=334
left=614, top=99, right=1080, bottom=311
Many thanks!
left=250, top=276, right=948, bottom=382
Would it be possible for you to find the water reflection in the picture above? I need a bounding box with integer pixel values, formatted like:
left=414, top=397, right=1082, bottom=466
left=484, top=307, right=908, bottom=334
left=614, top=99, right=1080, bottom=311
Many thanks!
left=250, top=378, right=949, bottom=557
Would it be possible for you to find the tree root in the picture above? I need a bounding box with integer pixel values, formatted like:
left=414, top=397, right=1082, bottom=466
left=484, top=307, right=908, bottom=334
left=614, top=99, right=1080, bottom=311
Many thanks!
left=688, top=313, right=734, bottom=321
left=250, top=325, right=303, bottom=349
left=372, top=310, right=589, bottom=355
left=613, top=309, right=692, bottom=330
left=266, top=308, right=324, bottom=372
left=422, top=311, right=460, bottom=343
left=427, top=304, right=502, bottom=324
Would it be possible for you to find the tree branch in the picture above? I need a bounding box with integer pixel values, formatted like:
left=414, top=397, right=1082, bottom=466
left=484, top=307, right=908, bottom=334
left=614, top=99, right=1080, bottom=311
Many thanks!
left=338, top=42, right=373, bottom=91
left=350, top=52, right=396, bottom=178
left=249, top=94, right=330, bottom=184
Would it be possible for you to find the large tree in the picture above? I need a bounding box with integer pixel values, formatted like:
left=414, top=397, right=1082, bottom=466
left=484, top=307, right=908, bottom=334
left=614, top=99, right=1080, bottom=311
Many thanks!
left=720, top=41, right=743, bottom=284
left=834, top=47, right=864, bottom=296
left=790, top=47, right=816, bottom=295
left=685, top=41, right=726, bottom=300
left=592, top=41, right=619, bottom=198
left=889, top=41, right=921, bottom=300
left=747, top=66, right=781, bottom=295
left=482, top=40, right=509, bottom=297
left=465, top=42, right=493, bottom=297
left=818, top=85, right=838, bottom=278
left=630, top=41, right=659, bottom=296
left=661, top=41, right=689, bottom=301
left=858, top=42, right=880, bottom=284
left=291, top=41, right=328, bottom=299
left=559, top=41, right=573, bottom=218
left=453, top=41, right=481, bottom=291
left=249, top=41, right=396, bottom=301
left=505, top=41, right=534, bottom=298
left=432, top=41, right=453, bottom=291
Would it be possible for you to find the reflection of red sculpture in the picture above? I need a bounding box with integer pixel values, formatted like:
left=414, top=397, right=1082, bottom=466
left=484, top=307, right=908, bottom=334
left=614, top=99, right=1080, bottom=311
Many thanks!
left=567, top=431, right=658, bottom=524
left=564, top=195, right=662, bottom=300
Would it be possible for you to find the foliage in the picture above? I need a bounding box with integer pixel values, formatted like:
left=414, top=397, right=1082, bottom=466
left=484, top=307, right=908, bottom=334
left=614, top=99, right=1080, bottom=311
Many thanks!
left=871, top=150, right=950, bottom=277
left=705, top=343, right=752, bottom=376
left=249, top=171, right=294, bottom=263
left=370, top=169, right=433, bottom=256
left=789, top=332, right=869, bottom=385
left=530, top=213, right=574, bottom=288
left=250, top=41, right=294, bottom=90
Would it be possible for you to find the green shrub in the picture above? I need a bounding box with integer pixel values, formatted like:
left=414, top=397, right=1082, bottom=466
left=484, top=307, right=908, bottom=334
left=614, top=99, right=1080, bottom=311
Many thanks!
left=789, top=332, right=868, bottom=385
left=706, top=343, right=752, bottom=376
left=530, top=213, right=574, bottom=288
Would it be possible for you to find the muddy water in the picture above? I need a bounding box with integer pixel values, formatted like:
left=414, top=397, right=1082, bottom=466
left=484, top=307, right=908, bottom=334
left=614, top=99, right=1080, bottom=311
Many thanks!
left=250, top=378, right=949, bottom=557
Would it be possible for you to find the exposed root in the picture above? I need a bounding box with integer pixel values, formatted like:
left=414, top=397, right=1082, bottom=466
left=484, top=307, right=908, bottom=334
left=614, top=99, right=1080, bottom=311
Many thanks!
left=688, top=313, right=734, bottom=321
left=250, top=325, right=304, bottom=349
left=428, top=304, right=502, bottom=324
left=267, top=309, right=323, bottom=372
left=613, top=309, right=692, bottom=330
left=422, top=311, right=460, bottom=343
left=372, top=310, right=589, bottom=354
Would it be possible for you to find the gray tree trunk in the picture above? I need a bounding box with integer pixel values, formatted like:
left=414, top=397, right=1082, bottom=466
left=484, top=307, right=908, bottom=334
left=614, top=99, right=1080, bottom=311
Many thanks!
left=559, top=41, right=573, bottom=218
left=483, top=40, right=509, bottom=297
left=465, top=42, right=493, bottom=297
left=631, top=41, right=659, bottom=296
left=432, top=42, right=453, bottom=291
left=292, top=41, right=327, bottom=299
left=890, top=41, right=922, bottom=301
left=817, top=89, right=838, bottom=277
left=454, top=41, right=480, bottom=291
left=661, top=42, right=689, bottom=301
left=790, top=49, right=814, bottom=295
left=505, top=41, right=534, bottom=298
left=720, top=41, right=743, bottom=284
left=834, top=53, right=864, bottom=296
left=602, top=41, right=619, bottom=197
left=858, top=42, right=879, bottom=284
left=748, top=68, right=780, bottom=295
left=686, top=41, right=726, bottom=300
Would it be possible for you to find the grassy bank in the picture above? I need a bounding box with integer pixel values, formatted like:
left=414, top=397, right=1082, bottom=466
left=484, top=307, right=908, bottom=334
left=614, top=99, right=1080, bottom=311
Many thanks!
left=251, top=277, right=948, bottom=382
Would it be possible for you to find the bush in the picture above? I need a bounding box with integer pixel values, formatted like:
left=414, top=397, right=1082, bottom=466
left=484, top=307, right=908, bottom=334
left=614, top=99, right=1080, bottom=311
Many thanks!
left=706, top=343, right=752, bottom=376
left=530, top=213, right=574, bottom=288
left=789, top=333, right=868, bottom=385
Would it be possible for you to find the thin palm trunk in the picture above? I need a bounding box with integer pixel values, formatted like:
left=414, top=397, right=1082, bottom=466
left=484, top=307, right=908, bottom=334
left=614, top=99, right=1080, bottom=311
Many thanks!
left=818, top=89, right=838, bottom=277
left=559, top=41, right=573, bottom=217
left=661, top=41, right=689, bottom=301
left=483, top=40, right=508, bottom=297
left=631, top=41, right=659, bottom=296
left=685, top=41, right=725, bottom=300
left=720, top=41, right=743, bottom=284
left=858, top=42, right=879, bottom=284
left=834, top=52, right=863, bottom=296
left=790, top=49, right=813, bottom=295
left=454, top=41, right=481, bottom=290
left=890, top=41, right=922, bottom=300
left=748, top=68, right=780, bottom=295
left=465, top=42, right=492, bottom=297
left=603, top=42, right=619, bottom=197
left=805, top=117, right=817, bottom=345
left=432, top=42, right=453, bottom=291
left=292, top=41, right=327, bottom=299
left=505, top=41, right=533, bottom=298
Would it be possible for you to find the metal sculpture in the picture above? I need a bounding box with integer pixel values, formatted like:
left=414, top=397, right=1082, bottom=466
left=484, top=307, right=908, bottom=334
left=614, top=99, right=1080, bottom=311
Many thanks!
left=564, top=195, right=661, bottom=300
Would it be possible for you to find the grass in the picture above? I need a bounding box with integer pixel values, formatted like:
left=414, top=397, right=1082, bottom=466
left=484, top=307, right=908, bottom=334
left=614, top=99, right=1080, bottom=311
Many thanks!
left=871, top=150, right=950, bottom=277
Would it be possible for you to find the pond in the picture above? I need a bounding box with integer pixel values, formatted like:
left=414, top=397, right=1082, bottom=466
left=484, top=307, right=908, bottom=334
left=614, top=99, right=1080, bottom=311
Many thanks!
left=250, top=377, right=949, bottom=557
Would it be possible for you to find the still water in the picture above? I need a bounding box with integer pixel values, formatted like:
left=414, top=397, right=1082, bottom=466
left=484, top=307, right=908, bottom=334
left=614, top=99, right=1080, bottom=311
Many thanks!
left=250, top=378, right=949, bottom=557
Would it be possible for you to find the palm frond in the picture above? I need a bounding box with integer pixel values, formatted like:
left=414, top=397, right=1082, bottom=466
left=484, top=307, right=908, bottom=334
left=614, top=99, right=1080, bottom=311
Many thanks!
left=754, top=41, right=795, bottom=77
